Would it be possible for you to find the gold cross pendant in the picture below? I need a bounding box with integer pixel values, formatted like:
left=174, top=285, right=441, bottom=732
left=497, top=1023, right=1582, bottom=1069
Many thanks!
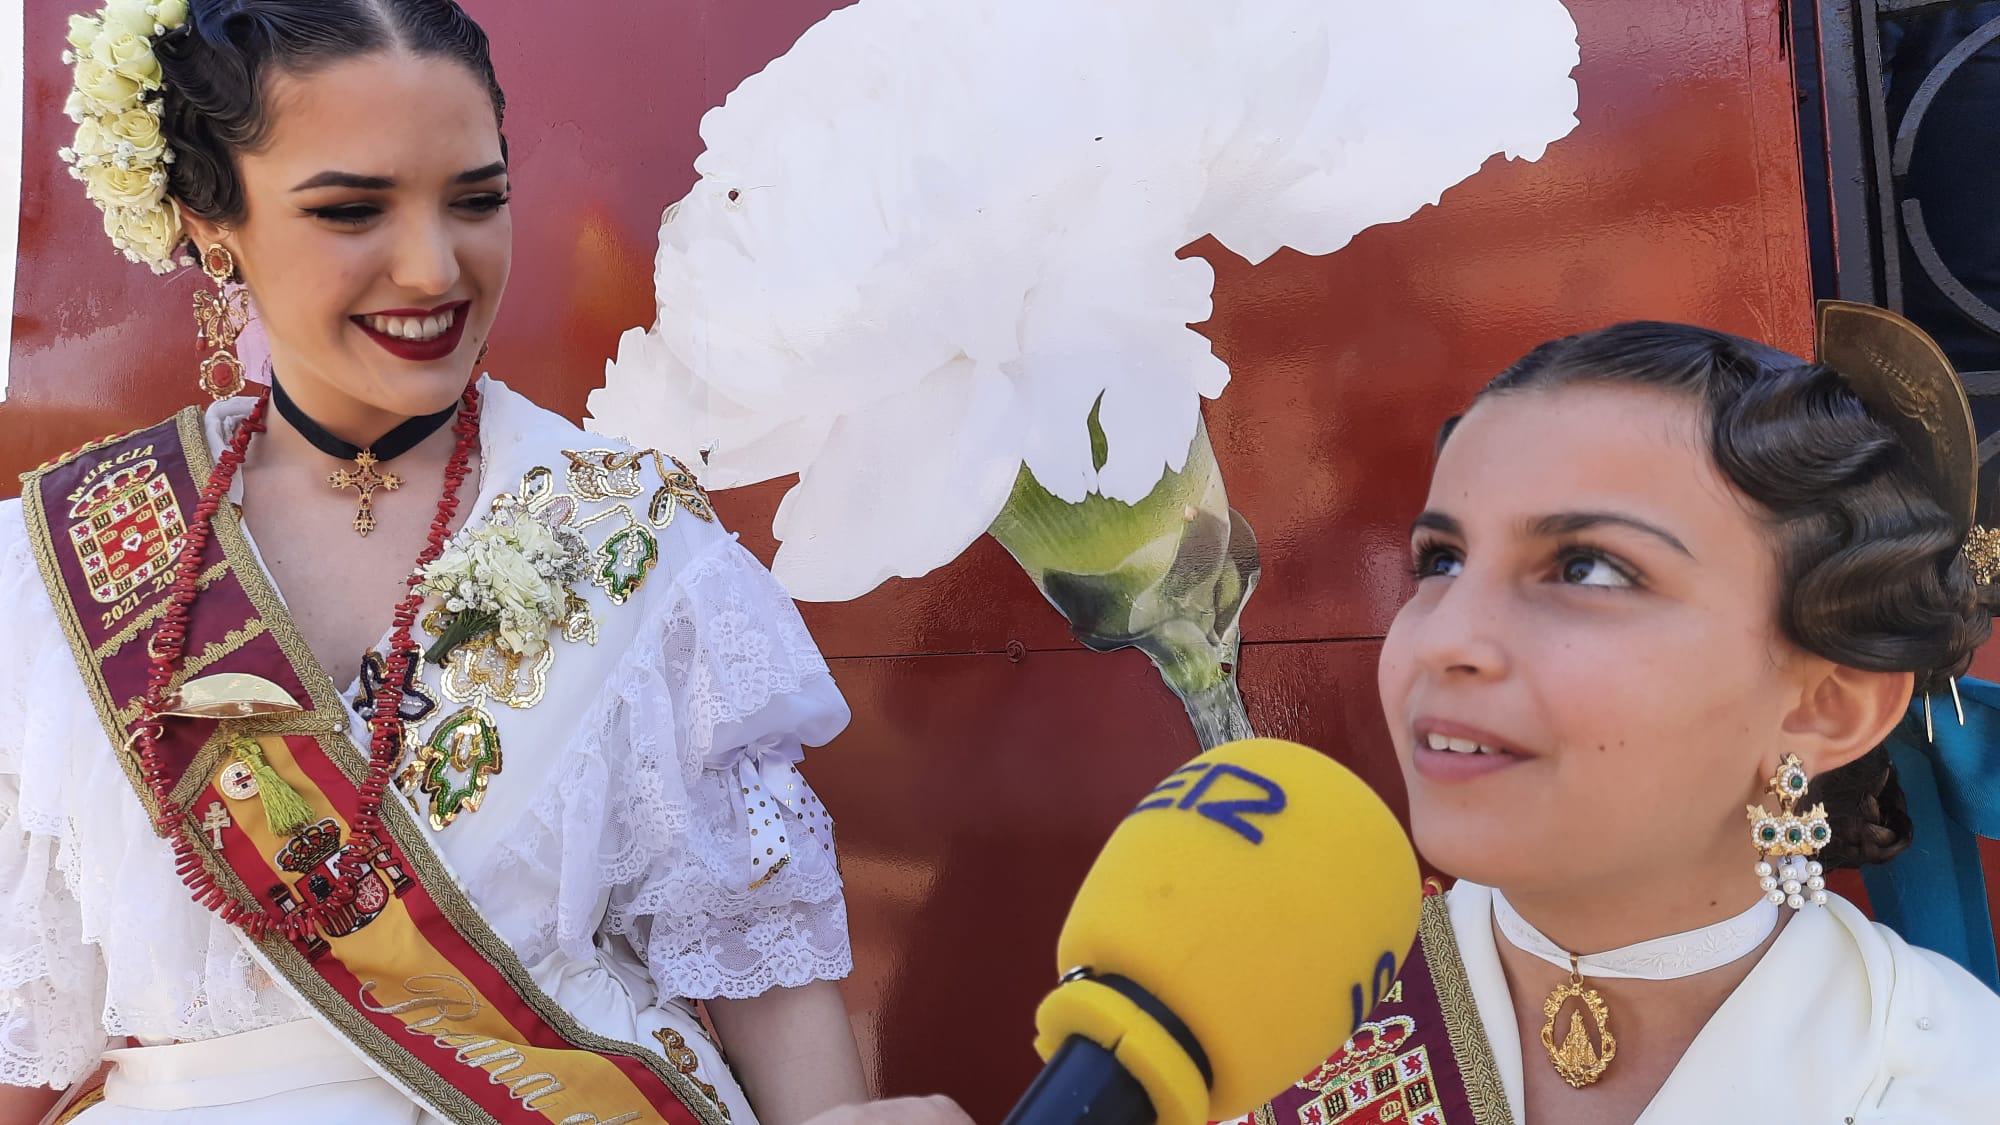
left=328, top=451, right=402, bottom=537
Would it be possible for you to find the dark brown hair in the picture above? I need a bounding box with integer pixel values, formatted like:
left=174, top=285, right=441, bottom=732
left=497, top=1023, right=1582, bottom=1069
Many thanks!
left=1457, top=321, right=1993, bottom=867
left=155, top=0, right=507, bottom=230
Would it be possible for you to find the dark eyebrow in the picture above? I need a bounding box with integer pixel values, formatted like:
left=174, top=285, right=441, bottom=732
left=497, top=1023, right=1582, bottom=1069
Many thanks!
left=292, top=171, right=393, bottom=192
left=1410, top=511, right=1463, bottom=538
left=454, top=161, right=508, bottom=185
left=1411, top=509, right=1693, bottom=558
left=291, top=162, right=508, bottom=192
left=1531, top=511, right=1694, bottom=558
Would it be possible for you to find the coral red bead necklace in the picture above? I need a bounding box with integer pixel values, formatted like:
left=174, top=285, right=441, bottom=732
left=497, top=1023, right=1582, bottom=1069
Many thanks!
left=131, top=382, right=481, bottom=941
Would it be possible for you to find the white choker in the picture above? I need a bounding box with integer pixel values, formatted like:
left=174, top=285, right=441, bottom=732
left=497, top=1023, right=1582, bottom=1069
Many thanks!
left=1491, top=889, right=1780, bottom=981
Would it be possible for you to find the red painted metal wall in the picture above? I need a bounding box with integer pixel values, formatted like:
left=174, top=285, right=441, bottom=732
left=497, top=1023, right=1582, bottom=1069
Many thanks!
left=9, top=0, right=1995, bottom=1118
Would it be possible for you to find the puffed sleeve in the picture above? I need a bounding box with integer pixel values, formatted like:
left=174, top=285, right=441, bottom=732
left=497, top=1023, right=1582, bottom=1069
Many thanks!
left=498, top=517, right=856, bottom=1001
left=608, top=531, right=854, bottom=998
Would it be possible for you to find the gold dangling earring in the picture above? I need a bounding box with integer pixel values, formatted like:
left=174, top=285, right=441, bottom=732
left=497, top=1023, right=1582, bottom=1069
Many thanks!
left=193, top=244, right=251, bottom=401
left=1746, top=754, right=1831, bottom=910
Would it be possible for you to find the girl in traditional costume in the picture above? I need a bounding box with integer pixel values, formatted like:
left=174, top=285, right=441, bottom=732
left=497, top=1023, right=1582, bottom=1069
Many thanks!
left=0, top=2, right=881, bottom=1122
left=1245, top=309, right=2000, bottom=1125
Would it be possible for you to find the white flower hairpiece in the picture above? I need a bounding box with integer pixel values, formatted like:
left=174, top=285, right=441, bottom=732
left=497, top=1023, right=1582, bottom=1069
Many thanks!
left=57, top=0, right=193, bottom=274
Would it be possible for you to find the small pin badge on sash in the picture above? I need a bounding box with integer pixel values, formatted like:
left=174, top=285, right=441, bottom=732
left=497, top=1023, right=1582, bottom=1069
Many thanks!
left=219, top=761, right=260, bottom=801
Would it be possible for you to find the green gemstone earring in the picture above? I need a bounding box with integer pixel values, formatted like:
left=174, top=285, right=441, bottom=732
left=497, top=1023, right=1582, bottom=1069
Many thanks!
left=1745, top=754, right=1830, bottom=910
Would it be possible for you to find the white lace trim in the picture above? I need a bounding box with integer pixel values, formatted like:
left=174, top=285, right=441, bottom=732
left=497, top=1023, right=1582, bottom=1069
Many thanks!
left=0, top=504, right=300, bottom=1088
left=0, top=488, right=852, bottom=1086
left=459, top=535, right=853, bottom=999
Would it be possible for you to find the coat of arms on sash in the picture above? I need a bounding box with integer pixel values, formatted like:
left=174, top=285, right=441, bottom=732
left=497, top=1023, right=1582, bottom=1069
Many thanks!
left=1298, top=1015, right=1448, bottom=1125
left=269, top=818, right=414, bottom=956
left=65, top=458, right=187, bottom=603
left=1250, top=896, right=1512, bottom=1125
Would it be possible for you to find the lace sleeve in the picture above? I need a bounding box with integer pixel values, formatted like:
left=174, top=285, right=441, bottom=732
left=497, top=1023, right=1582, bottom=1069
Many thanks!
left=609, top=538, right=855, bottom=999
left=0, top=505, right=112, bottom=1088
left=0, top=780, right=108, bottom=1090
left=476, top=531, right=856, bottom=1001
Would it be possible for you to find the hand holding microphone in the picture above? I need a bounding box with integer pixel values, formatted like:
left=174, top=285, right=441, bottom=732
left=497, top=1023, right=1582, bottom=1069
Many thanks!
left=1005, top=739, right=1423, bottom=1125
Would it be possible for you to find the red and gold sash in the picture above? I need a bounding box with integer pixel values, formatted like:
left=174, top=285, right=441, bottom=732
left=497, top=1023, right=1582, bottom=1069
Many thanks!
left=1248, top=894, right=1514, bottom=1125
left=23, top=411, right=722, bottom=1125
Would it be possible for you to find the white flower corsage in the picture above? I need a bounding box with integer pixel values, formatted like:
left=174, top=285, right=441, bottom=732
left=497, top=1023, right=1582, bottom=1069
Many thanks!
left=418, top=517, right=590, bottom=664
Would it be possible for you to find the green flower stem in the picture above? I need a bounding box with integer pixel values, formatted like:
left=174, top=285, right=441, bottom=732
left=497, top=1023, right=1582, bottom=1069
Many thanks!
left=988, top=416, right=1261, bottom=750
left=424, top=609, right=498, bottom=665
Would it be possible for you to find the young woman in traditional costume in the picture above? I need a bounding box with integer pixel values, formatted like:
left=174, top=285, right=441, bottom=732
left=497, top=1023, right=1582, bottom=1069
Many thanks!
left=0, top=2, right=890, bottom=1122
left=1248, top=309, right=2000, bottom=1125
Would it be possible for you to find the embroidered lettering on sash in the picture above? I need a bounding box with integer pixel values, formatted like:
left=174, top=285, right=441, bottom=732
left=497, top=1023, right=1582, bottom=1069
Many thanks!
left=361, top=975, right=643, bottom=1123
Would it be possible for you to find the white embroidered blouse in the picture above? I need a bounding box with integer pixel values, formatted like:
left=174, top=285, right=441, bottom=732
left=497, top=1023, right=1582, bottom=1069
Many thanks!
left=0, top=379, right=854, bottom=1089
left=1445, top=881, right=2000, bottom=1122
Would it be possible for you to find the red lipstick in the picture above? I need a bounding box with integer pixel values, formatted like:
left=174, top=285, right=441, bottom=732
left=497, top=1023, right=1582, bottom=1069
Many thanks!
left=352, top=300, right=471, bottom=363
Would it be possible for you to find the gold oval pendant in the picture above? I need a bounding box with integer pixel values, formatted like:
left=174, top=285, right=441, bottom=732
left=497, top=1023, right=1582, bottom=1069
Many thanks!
left=1541, top=977, right=1617, bottom=1088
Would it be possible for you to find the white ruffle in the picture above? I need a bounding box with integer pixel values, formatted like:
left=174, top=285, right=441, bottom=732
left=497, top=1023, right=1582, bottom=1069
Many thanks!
left=0, top=502, right=301, bottom=1088
left=461, top=533, right=853, bottom=999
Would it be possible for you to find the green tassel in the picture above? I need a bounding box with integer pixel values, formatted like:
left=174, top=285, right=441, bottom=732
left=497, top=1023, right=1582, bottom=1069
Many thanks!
left=233, top=738, right=314, bottom=836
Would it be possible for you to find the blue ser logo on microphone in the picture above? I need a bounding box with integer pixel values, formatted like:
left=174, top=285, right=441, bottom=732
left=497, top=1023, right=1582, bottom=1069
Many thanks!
left=1131, top=762, right=1287, bottom=844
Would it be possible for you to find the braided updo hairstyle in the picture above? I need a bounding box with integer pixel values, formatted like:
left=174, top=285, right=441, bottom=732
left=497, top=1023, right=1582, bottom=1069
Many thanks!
left=153, top=0, right=505, bottom=230
left=1466, top=321, right=1997, bottom=868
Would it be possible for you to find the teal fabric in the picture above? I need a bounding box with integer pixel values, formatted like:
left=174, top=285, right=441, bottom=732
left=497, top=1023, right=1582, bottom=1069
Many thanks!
left=1862, top=677, right=2000, bottom=991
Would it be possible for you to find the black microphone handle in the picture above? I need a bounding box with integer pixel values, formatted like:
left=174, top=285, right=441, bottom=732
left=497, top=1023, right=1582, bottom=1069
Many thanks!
left=1000, top=1036, right=1157, bottom=1125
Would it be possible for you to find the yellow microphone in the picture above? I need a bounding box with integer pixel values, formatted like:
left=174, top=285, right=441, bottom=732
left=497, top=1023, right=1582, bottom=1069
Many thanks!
left=1004, top=739, right=1423, bottom=1125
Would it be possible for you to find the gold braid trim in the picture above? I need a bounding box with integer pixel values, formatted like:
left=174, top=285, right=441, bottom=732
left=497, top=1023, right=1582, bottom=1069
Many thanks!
left=94, top=560, right=230, bottom=660
left=1420, top=894, right=1517, bottom=1125
left=113, top=620, right=269, bottom=727
left=19, top=409, right=209, bottom=799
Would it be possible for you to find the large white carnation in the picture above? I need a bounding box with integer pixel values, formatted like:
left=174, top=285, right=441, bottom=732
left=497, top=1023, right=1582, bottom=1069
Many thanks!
left=591, top=0, right=1581, bottom=601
